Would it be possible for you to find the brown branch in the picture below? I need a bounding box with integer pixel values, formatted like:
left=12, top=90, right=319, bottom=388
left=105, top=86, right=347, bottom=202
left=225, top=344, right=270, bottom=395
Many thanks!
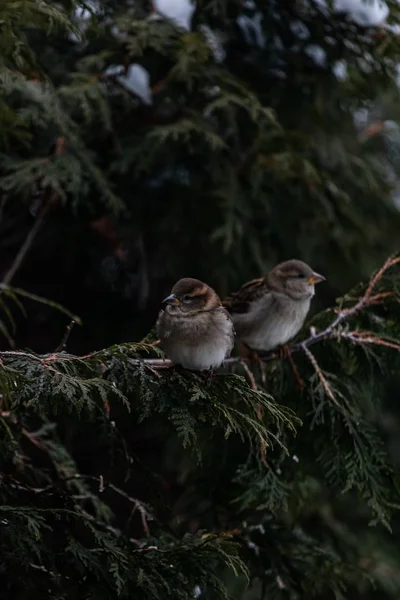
left=6, top=471, right=152, bottom=535
left=54, top=320, right=76, bottom=353
left=1, top=202, right=50, bottom=287
left=367, top=292, right=395, bottom=305
left=301, top=344, right=339, bottom=406
left=0, top=194, right=8, bottom=227
left=136, top=357, right=173, bottom=368
left=1, top=411, right=47, bottom=450
left=365, top=256, right=400, bottom=300
left=236, top=360, right=268, bottom=465
left=1, top=137, right=66, bottom=288
left=61, top=475, right=151, bottom=530
left=286, top=350, right=305, bottom=390
left=341, top=331, right=400, bottom=352
left=108, top=482, right=150, bottom=534
left=240, top=359, right=258, bottom=391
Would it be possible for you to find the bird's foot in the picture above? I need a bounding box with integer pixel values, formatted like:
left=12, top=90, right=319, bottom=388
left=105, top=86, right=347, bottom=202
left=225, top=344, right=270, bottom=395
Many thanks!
left=247, top=350, right=269, bottom=391
left=277, top=344, right=291, bottom=360
left=204, top=368, right=215, bottom=383
left=247, top=349, right=263, bottom=370
left=239, top=343, right=268, bottom=390
left=284, top=350, right=305, bottom=391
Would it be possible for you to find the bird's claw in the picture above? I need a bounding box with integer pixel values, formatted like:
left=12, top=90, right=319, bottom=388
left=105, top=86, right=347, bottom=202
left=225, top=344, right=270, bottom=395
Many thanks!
left=248, top=350, right=264, bottom=369
left=204, top=368, right=215, bottom=382
left=277, top=344, right=291, bottom=360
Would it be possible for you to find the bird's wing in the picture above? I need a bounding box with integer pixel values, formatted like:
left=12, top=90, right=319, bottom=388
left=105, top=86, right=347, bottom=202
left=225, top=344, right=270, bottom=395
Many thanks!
left=223, top=278, right=269, bottom=314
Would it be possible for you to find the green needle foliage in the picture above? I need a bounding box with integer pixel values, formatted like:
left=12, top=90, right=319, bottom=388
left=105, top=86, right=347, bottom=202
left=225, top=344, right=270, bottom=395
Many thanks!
left=2, top=1, right=400, bottom=599
left=2, top=256, right=400, bottom=599
left=0, top=341, right=295, bottom=598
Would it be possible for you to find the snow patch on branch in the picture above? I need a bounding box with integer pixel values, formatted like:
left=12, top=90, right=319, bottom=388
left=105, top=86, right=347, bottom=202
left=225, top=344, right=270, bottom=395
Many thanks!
left=104, top=64, right=152, bottom=105
left=305, top=44, right=327, bottom=66
left=314, top=0, right=389, bottom=26
left=153, top=0, right=195, bottom=31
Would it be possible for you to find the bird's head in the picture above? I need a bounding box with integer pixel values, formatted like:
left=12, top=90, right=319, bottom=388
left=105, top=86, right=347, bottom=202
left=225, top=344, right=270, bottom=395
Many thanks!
left=268, top=259, right=325, bottom=300
left=162, top=278, right=221, bottom=314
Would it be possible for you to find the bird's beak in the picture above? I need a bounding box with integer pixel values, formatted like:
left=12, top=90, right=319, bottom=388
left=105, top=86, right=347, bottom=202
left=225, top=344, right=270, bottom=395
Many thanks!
left=308, top=272, right=326, bottom=285
left=162, top=293, right=180, bottom=306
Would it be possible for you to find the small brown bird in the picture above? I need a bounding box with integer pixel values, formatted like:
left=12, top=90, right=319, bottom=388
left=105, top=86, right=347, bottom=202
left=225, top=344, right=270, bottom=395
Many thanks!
left=157, top=278, right=234, bottom=371
left=223, top=260, right=325, bottom=353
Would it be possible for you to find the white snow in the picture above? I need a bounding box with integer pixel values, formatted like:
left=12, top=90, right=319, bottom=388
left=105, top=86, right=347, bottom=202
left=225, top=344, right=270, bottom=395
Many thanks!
left=104, top=64, right=124, bottom=77
left=153, top=0, right=195, bottom=31
left=104, top=64, right=152, bottom=105
left=353, top=108, right=369, bottom=128
left=305, top=44, right=327, bottom=66
left=383, top=120, right=399, bottom=132
left=290, top=20, right=311, bottom=40
left=387, top=24, right=400, bottom=34
left=336, top=0, right=388, bottom=26
left=333, top=59, right=348, bottom=79
left=69, top=0, right=101, bottom=41
left=73, top=0, right=101, bottom=24
left=199, top=25, right=226, bottom=63
left=357, top=57, right=373, bottom=73
left=314, top=0, right=389, bottom=26
left=110, top=25, right=128, bottom=42
left=237, top=11, right=265, bottom=48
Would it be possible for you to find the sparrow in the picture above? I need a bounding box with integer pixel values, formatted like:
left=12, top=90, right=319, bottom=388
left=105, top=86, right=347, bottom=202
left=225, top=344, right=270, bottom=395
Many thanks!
left=156, top=278, right=234, bottom=371
left=223, top=260, right=325, bottom=353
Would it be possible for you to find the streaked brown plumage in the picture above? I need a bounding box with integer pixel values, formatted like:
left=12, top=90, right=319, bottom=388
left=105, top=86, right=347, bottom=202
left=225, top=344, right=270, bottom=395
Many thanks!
left=157, top=278, right=234, bottom=371
left=223, top=260, right=325, bottom=352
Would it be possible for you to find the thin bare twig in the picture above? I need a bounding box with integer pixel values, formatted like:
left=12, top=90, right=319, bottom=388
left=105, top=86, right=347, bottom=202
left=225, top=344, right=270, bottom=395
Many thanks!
left=109, top=482, right=150, bottom=534
left=55, top=320, right=76, bottom=353
left=61, top=475, right=151, bottom=533
left=238, top=361, right=269, bottom=467
left=301, top=344, right=339, bottom=406
left=4, top=470, right=152, bottom=535
left=286, top=351, right=305, bottom=390
left=341, top=331, right=400, bottom=352
left=0, top=194, right=8, bottom=227
left=1, top=203, right=50, bottom=287
left=1, top=411, right=47, bottom=450
left=1, top=137, right=66, bottom=289
left=240, top=359, right=257, bottom=391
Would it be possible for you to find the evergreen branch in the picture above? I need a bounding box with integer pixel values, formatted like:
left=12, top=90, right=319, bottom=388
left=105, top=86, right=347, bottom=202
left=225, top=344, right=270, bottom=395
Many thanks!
left=0, top=343, right=295, bottom=465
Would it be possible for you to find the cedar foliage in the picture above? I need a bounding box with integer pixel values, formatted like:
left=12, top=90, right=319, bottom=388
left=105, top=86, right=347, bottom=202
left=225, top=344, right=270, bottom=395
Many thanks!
left=2, top=1, right=400, bottom=599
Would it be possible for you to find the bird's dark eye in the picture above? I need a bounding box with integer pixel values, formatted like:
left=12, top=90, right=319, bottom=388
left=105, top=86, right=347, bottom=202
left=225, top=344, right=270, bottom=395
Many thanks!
left=183, top=294, right=192, bottom=302
left=296, top=273, right=306, bottom=279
